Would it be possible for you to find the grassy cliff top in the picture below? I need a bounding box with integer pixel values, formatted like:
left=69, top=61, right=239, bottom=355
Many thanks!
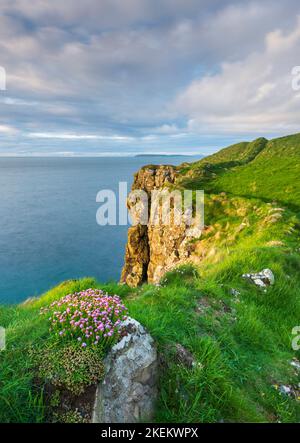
left=178, top=133, right=300, bottom=211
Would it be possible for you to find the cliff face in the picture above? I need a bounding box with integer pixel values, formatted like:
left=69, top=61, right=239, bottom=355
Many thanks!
left=121, top=165, right=201, bottom=287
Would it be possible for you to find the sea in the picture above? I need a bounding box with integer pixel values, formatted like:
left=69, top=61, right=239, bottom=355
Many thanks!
left=0, top=155, right=199, bottom=303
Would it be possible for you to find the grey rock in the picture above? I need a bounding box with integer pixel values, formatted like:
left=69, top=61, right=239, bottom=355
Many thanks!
left=279, top=385, right=292, bottom=396
left=242, top=268, right=275, bottom=288
left=290, top=358, right=300, bottom=371
left=92, top=317, right=158, bottom=423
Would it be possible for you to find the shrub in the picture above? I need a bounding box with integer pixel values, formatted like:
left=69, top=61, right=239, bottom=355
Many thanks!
left=40, top=288, right=127, bottom=349
left=52, top=409, right=89, bottom=423
left=34, top=342, right=105, bottom=395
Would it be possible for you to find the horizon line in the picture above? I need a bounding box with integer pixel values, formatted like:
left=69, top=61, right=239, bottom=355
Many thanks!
left=0, top=152, right=203, bottom=158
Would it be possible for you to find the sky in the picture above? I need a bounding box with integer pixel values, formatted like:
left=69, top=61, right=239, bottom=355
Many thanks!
left=0, top=0, right=300, bottom=156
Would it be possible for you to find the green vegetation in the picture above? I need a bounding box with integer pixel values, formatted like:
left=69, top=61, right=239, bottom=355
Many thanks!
left=178, top=133, right=300, bottom=210
left=0, top=133, right=300, bottom=422
left=33, top=342, right=105, bottom=396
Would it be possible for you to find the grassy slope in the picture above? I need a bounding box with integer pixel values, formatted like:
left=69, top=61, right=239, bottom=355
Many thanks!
left=179, top=133, right=300, bottom=210
left=0, top=133, right=300, bottom=423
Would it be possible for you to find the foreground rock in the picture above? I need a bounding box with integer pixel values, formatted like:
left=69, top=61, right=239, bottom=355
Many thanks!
left=92, top=317, right=158, bottom=423
left=242, top=268, right=275, bottom=288
left=273, top=383, right=300, bottom=401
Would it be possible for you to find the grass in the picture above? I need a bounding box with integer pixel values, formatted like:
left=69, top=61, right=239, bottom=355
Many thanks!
left=178, top=133, right=300, bottom=211
left=0, top=132, right=300, bottom=422
left=1, top=233, right=299, bottom=422
left=0, top=278, right=97, bottom=422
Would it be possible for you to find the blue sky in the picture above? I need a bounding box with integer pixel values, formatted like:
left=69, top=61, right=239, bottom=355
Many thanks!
left=0, top=0, right=300, bottom=156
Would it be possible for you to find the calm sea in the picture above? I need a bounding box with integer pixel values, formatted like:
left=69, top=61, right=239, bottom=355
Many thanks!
left=0, top=155, right=198, bottom=303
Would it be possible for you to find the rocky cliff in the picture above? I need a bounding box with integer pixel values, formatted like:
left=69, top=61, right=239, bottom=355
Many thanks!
left=121, top=164, right=202, bottom=287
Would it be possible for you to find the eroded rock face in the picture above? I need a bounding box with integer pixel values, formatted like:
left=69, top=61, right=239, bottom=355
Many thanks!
left=121, top=165, right=202, bottom=286
left=121, top=224, right=149, bottom=287
left=132, top=165, right=177, bottom=193
left=121, top=165, right=177, bottom=286
left=92, top=317, right=158, bottom=423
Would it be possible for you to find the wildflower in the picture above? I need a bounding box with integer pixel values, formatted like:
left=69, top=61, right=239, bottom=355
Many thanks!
left=41, top=288, right=127, bottom=350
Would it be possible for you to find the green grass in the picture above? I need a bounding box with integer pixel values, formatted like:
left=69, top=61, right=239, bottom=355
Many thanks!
left=1, top=229, right=300, bottom=422
left=0, top=278, right=98, bottom=423
left=178, top=133, right=300, bottom=211
left=1, top=132, right=300, bottom=422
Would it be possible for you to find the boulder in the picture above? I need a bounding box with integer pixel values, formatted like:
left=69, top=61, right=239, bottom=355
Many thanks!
left=242, top=268, right=275, bottom=288
left=92, top=317, right=158, bottom=423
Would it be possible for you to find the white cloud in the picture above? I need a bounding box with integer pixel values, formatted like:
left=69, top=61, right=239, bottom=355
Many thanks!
left=1, top=97, right=38, bottom=106
left=0, top=124, right=19, bottom=135
left=174, top=16, right=300, bottom=135
left=0, top=0, right=300, bottom=154
left=27, top=132, right=134, bottom=141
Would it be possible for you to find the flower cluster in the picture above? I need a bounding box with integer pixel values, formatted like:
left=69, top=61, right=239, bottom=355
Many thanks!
left=41, top=289, right=128, bottom=348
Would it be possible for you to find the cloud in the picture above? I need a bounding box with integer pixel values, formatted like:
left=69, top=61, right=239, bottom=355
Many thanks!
left=153, top=124, right=180, bottom=134
left=0, top=0, right=299, bottom=154
left=27, top=132, right=134, bottom=141
left=1, top=97, right=38, bottom=106
left=174, top=15, right=300, bottom=135
left=0, top=124, right=19, bottom=135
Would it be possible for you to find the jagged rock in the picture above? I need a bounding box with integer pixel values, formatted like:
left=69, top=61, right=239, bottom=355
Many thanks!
left=121, top=165, right=177, bottom=286
left=273, top=383, right=300, bottom=400
left=290, top=358, right=300, bottom=371
left=92, top=317, right=158, bottom=423
left=120, top=225, right=149, bottom=287
left=121, top=164, right=202, bottom=286
left=242, top=268, right=275, bottom=288
left=279, top=385, right=292, bottom=395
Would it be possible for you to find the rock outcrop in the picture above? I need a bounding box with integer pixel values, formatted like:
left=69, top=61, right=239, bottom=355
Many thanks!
left=121, top=165, right=177, bottom=286
left=92, top=317, right=157, bottom=423
left=242, top=268, right=275, bottom=288
left=121, top=165, right=202, bottom=286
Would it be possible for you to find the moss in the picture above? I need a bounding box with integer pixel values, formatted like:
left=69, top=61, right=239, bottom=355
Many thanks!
left=52, top=409, right=89, bottom=423
left=33, top=342, right=104, bottom=396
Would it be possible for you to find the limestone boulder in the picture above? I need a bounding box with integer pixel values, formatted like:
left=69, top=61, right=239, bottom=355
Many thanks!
left=92, top=317, right=158, bottom=423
